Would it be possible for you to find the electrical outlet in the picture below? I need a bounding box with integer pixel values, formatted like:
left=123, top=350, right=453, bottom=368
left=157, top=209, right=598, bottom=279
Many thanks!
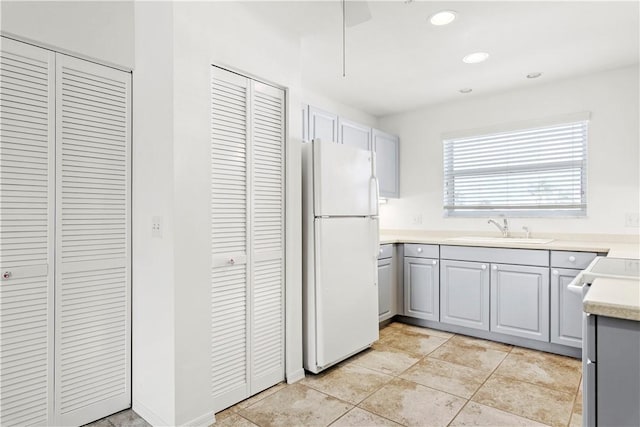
left=152, top=216, right=163, bottom=238
left=625, top=213, right=639, bottom=228
left=412, top=214, right=423, bottom=225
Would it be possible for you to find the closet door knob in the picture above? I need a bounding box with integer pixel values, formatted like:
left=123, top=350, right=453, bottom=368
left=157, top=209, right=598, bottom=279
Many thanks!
left=481, top=265, right=487, bottom=270
left=569, top=256, right=576, bottom=262
left=492, top=265, right=498, bottom=271
left=553, top=270, right=559, bottom=276
left=2, top=271, right=12, bottom=280
left=417, top=247, right=423, bottom=253
left=432, top=260, right=437, bottom=265
left=228, top=258, right=235, bottom=265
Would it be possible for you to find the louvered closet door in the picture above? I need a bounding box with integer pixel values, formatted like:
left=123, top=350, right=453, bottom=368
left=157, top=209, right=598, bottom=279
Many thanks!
left=210, top=67, right=250, bottom=412
left=250, top=81, right=285, bottom=394
left=0, top=37, right=55, bottom=427
left=54, top=54, right=130, bottom=426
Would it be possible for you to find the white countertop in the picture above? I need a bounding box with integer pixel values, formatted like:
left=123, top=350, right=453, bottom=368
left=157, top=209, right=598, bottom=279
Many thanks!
left=380, top=229, right=640, bottom=321
left=584, top=277, right=640, bottom=322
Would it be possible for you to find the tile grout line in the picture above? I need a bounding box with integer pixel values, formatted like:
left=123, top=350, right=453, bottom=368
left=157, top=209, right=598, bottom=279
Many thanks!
left=467, top=349, right=574, bottom=427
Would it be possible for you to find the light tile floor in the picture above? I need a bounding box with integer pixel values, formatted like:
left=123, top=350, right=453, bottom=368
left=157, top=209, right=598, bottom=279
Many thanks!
left=87, top=322, right=583, bottom=427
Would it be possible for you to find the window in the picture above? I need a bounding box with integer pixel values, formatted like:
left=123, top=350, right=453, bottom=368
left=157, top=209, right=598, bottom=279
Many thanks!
left=443, top=116, right=588, bottom=217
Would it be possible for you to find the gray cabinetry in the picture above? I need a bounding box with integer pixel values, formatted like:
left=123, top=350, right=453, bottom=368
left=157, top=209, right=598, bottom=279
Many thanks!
left=378, top=244, right=396, bottom=322
left=403, top=244, right=439, bottom=321
left=339, top=118, right=371, bottom=151
left=372, top=129, right=399, bottom=198
left=404, top=257, right=439, bottom=321
left=440, top=260, right=490, bottom=330
left=490, top=264, right=550, bottom=341
left=549, top=251, right=596, bottom=348
left=308, top=105, right=338, bottom=143
left=550, top=268, right=583, bottom=347
left=302, top=105, right=399, bottom=198
left=585, top=315, right=640, bottom=427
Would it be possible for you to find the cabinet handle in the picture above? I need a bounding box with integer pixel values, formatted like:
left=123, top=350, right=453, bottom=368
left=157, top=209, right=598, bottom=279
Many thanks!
left=492, top=265, right=498, bottom=271
left=569, top=256, right=576, bottom=262
left=417, top=247, right=423, bottom=253
left=481, top=264, right=487, bottom=270
left=432, top=260, right=437, bottom=265
left=2, top=271, right=11, bottom=280
left=553, top=270, right=559, bottom=275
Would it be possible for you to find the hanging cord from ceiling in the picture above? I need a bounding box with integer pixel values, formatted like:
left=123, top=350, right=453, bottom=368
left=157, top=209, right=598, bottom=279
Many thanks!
left=342, top=0, right=346, bottom=77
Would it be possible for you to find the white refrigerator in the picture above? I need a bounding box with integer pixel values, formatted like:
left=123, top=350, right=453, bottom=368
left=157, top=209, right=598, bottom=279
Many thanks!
left=302, top=139, right=380, bottom=374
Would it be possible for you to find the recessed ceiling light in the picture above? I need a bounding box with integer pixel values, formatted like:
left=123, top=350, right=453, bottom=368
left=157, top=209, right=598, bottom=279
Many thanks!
left=463, top=52, right=489, bottom=64
left=526, top=72, right=543, bottom=79
left=429, top=10, right=457, bottom=26
left=459, top=88, right=473, bottom=94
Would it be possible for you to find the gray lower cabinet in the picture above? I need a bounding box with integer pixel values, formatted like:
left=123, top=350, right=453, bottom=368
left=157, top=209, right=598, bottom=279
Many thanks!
left=440, top=260, right=490, bottom=330
left=378, top=257, right=393, bottom=320
left=550, top=268, right=583, bottom=348
left=490, top=263, right=550, bottom=341
left=585, top=315, right=640, bottom=427
left=404, top=257, right=439, bottom=321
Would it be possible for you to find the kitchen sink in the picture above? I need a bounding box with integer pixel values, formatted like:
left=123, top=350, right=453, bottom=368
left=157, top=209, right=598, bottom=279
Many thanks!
left=446, top=236, right=555, bottom=244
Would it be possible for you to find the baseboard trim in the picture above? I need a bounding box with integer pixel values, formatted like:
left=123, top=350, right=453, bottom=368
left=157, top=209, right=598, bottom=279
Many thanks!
left=132, top=399, right=171, bottom=426
left=183, top=410, right=215, bottom=427
left=285, top=368, right=305, bottom=384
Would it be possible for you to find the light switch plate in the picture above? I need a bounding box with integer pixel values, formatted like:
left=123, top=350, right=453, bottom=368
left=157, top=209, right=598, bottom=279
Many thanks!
left=152, top=216, right=163, bottom=238
left=625, top=212, right=639, bottom=228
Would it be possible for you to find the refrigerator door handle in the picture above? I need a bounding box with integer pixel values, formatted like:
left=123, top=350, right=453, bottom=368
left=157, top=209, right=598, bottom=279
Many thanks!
left=372, top=218, right=379, bottom=286
left=370, top=176, right=380, bottom=216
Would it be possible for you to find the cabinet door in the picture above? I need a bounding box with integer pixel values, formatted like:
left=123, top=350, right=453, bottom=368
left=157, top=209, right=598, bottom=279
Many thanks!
left=55, top=53, right=132, bottom=426
left=378, top=258, right=393, bottom=320
left=372, top=129, right=399, bottom=198
left=250, top=81, right=286, bottom=394
left=339, top=118, right=371, bottom=151
left=308, top=106, right=338, bottom=143
left=490, top=264, right=550, bottom=341
left=550, top=268, right=583, bottom=348
left=404, top=257, right=439, bottom=321
left=0, top=37, right=55, bottom=427
left=211, top=67, right=250, bottom=410
left=440, top=260, right=490, bottom=330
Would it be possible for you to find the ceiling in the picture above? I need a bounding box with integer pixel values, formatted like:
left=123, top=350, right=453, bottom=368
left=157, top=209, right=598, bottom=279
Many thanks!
left=245, top=1, right=640, bottom=117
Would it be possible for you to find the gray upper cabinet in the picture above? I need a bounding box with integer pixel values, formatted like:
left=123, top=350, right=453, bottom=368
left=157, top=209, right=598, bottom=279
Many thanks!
left=440, top=259, right=490, bottom=330
left=339, top=118, right=371, bottom=151
left=490, top=263, right=550, bottom=342
left=550, top=268, right=583, bottom=348
left=378, top=257, right=393, bottom=320
left=404, top=257, right=439, bottom=321
left=303, top=105, right=400, bottom=199
left=308, top=105, right=338, bottom=143
left=372, top=129, right=399, bottom=198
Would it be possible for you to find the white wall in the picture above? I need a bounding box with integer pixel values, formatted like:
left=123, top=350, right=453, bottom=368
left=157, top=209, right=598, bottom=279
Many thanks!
left=131, top=2, right=176, bottom=426
left=378, top=65, right=640, bottom=236
left=0, top=0, right=134, bottom=69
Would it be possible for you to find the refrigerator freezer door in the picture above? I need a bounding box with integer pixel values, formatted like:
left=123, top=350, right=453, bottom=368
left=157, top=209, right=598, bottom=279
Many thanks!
left=313, top=140, right=377, bottom=217
left=314, top=217, right=379, bottom=368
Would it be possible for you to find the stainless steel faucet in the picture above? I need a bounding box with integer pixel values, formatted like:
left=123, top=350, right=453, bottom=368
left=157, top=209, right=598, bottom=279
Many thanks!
left=488, top=218, right=510, bottom=237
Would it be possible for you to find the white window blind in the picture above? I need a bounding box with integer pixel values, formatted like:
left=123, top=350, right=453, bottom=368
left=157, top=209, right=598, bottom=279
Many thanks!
left=443, top=119, right=588, bottom=217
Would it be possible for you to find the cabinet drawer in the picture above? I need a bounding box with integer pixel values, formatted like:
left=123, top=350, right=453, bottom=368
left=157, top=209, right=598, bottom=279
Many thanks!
left=404, top=243, right=439, bottom=259
left=378, top=244, right=393, bottom=260
left=550, top=251, right=597, bottom=270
